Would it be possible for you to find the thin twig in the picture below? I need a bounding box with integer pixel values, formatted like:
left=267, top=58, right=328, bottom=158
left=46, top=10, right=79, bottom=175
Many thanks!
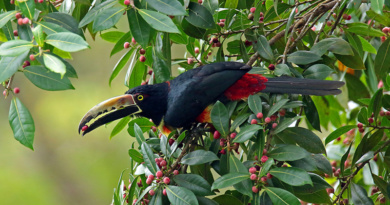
left=314, top=0, right=340, bottom=43
left=328, top=2, right=347, bottom=35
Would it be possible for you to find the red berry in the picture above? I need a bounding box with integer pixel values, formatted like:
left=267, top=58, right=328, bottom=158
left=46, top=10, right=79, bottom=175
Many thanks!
left=252, top=186, right=259, bottom=193
left=261, top=177, right=267, bottom=182
left=187, top=58, right=193, bottom=64
left=249, top=167, right=256, bottom=174
left=272, top=123, right=277, bottom=129
left=326, top=188, right=334, bottom=194
left=264, top=117, right=271, bottom=124
left=194, top=47, right=199, bottom=54
left=374, top=154, right=378, bottom=161
left=212, top=37, right=219, bottom=43
left=331, top=161, right=337, bottom=167
left=230, top=132, right=236, bottom=139
left=148, top=175, right=155, bottom=180
left=248, top=13, right=254, bottom=20
left=342, top=14, right=349, bottom=20
left=358, top=127, right=364, bottom=133
left=381, top=36, right=387, bottom=42
left=244, top=40, right=252, bottom=47
left=81, top=125, right=88, bottom=132
left=124, top=42, right=130, bottom=48
left=324, top=173, right=330, bottom=178
left=163, top=177, right=170, bottom=184
left=218, top=22, right=225, bottom=27
left=3, top=90, right=7, bottom=96
left=213, top=131, right=221, bottom=139
left=344, top=160, right=350, bottom=168
left=156, top=171, right=163, bottom=178
left=146, top=178, right=153, bottom=185
left=256, top=112, right=263, bottom=119
left=250, top=174, right=257, bottom=180
left=267, top=173, right=273, bottom=179
left=139, top=48, right=146, bottom=55
left=220, top=149, right=226, bottom=154
left=263, top=149, right=267, bottom=155
left=173, top=170, right=179, bottom=175
left=268, top=64, right=275, bottom=70
left=347, top=15, right=352, bottom=20
left=327, top=21, right=332, bottom=27
left=380, top=197, right=386, bottom=204
left=13, top=30, right=18, bottom=36
left=160, top=160, right=167, bottom=166
left=279, top=109, right=286, bottom=116
left=259, top=12, right=264, bottom=17
left=220, top=19, right=225, bottom=22
left=215, top=42, right=221, bottom=47
left=259, top=17, right=264, bottom=23
left=368, top=117, right=374, bottom=124
left=124, top=0, right=130, bottom=5
left=17, top=18, right=24, bottom=25
left=357, top=123, right=363, bottom=128
left=140, top=56, right=146, bottom=62
left=123, top=193, right=126, bottom=198
left=38, top=0, right=43, bottom=3
left=380, top=110, right=385, bottom=116
left=332, top=167, right=336, bottom=173
left=10, top=0, right=14, bottom=4
left=382, top=27, right=390, bottom=34
left=251, top=119, right=258, bottom=124
left=163, top=189, right=167, bottom=196
left=250, top=7, right=256, bottom=13
left=131, top=37, right=136, bottom=44
left=15, top=13, right=22, bottom=19
left=29, top=54, right=35, bottom=61
left=169, top=138, right=174, bottom=145
left=13, top=87, right=20, bottom=94
left=22, top=18, right=29, bottom=25
left=198, top=0, right=202, bottom=4
left=261, top=155, right=268, bottom=163
left=149, top=190, right=155, bottom=196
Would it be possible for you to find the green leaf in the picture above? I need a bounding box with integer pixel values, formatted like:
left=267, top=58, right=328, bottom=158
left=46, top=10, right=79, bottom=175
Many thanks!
left=371, top=0, right=384, bottom=14
left=335, top=47, right=366, bottom=70
left=203, top=0, right=218, bottom=14
left=375, top=38, right=390, bottom=80
left=109, top=48, right=134, bottom=86
left=233, top=124, right=262, bottom=143
left=0, top=10, right=17, bottom=29
left=128, top=148, right=144, bottom=163
left=259, top=158, right=274, bottom=177
left=139, top=9, right=179, bottom=33
left=17, top=0, right=35, bottom=20
left=141, top=142, right=158, bottom=175
left=267, top=99, right=289, bottom=117
left=152, top=45, right=170, bottom=83
left=351, top=183, right=374, bottom=205
left=357, top=36, right=377, bottom=54
left=145, top=0, right=187, bottom=16
left=0, top=39, right=33, bottom=56
left=265, top=187, right=300, bottom=205
left=43, top=53, right=66, bottom=77
left=181, top=150, right=219, bottom=165
left=79, top=0, right=117, bottom=27
left=273, top=116, right=302, bottom=134
left=127, top=8, right=151, bottom=49
left=303, top=95, right=321, bottom=131
left=173, top=174, right=214, bottom=196
left=229, top=155, right=253, bottom=197
left=274, top=64, right=291, bottom=76
left=276, top=127, right=325, bottom=154
left=210, top=101, right=229, bottom=136
left=110, top=116, right=131, bottom=139
left=46, top=32, right=89, bottom=52
left=248, top=94, right=262, bottom=114
left=368, top=88, right=383, bottom=120
left=285, top=7, right=295, bottom=40
left=255, top=35, right=274, bottom=61
left=101, top=31, right=125, bottom=43
left=325, top=125, right=356, bottom=145
left=149, top=188, right=163, bottom=205
left=225, top=0, right=238, bottom=8
left=127, top=118, right=154, bottom=136
left=43, top=12, right=84, bottom=36
left=111, top=32, right=132, bottom=56
left=211, top=172, right=249, bottom=190
left=32, top=25, right=44, bottom=47
left=160, top=134, right=172, bottom=157
left=23, top=65, right=74, bottom=91
left=128, top=60, right=146, bottom=89
left=303, top=64, right=334, bottom=80
left=36, top=22, right=70, bottom=35
left=93, top=7, right=124, bottom=32
left=133, top=123, right=146, bottom=145
left=346, top=22, right=385, bottom=37
left=185, top=2, right=214, bottom=29
left=197, top=196, right=218, bottom=205
left=212, top=195, right=243, bottom=205
left=0, top=51, right=28, bottom=83
left=9, top=97, right=35, bottom=150
left=166, top=185, right=199, bottom=205
left=340, top=143, right=352, bottom=175
left=269, top=167, right=312, bottom=186
left=268, top=145, right=308, bottom=161
left=372, top=174, right=389, bottom=200
left=287, top=51, right=321, bottom=65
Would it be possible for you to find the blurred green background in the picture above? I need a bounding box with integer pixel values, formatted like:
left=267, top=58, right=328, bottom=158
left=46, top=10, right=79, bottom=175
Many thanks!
left=1, top=24, right=145, bottom=205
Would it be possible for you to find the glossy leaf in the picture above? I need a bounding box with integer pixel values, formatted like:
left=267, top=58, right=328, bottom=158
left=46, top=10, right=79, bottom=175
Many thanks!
left=273, top=116, right=302, bottom=134
left=36, top=22, right=70, bottom=35
left=357, top=36, right=377, bottom=54
left=303, top=64, right=333, bottom=80
left=139, top=9, right=179, bottom=33
left=269, top=167, right=312, bottom=186
left=166, top=186, right=198, bottom=205
left=248, top=94, right=262, bottom=115
left=210, top=101, right=229, bottom=136
left=93, top=7, right=124, bottom=32
left=110, top=116, right=131, bottom=139
left=181, top=150, right=219, bottom=165
left=303, top=95, right=321, bottom=131
left=335, top=47, right=366, bottom=70
left=17, top=0, right=35, bottom=19
left=0, top=11, right=17, bottom=29
left=276, top=127, right=325, bottom=154
left=375, top=38, right=390, bottom=80
left=32, top=25, right=44, bottom=47
left=259, top=158, right=274, bottom=177
left=79, top=0, right=117, bottom=27
left=371, top=0, right=384, bottom=15
left=173, top=174, right=214, bottom=196
left=267, top=99, right=289, bottom=117
left=287, top=51, right=321, bottom=65
left=268, top=145, right=308, bottom=161
left=211, top=172, right=249, bottom=190
left=229, top=155, right=253, bottom=197
left=109, top=49, right=134, bottom=86
left=127, top=8, right=151, bottom=49
left=368, top=88, right=383, bottom=120
left=346, top=23, right=384, bottom=37
left=127, top=118, right=154, bottom=136
left=43, top=53, right=66, bottom=77
left=145, top=0, right=187, bottom=16
left=233, top=124, right=262, bottom=143
left=185, top=2, right=214, bottom=29
left=133, top=123, right=146, bottom=145
left=325, top=125, right=356, bottom=145
left=9, top=97, right=35, bottom=150
left=46, top=32, right=89, bottom=52
left=43, top=12, right=83, bottom=36
left=110, top=32, right=132, bottom=56
left=141, top=142, right=158, bottom=175
left=256, top=35, right=274, bottom=61
left=24, top=66, right=74, bottom=91
left=0, top=40, right=33, bottom=56
left=351, top=183, right=374, bottom=205
left=265, top=187, right=300, bottom=205
left=0, top=51, right=28, bottom=83
left=128, top=148, right=144, bottom=163
left=128, top=60, right=146, bottom=89
left=100, top=31, right=125, bottom=43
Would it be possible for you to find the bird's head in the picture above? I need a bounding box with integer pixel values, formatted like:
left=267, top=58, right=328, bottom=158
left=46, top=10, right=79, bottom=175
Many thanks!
left=78, top=83, right=169, bottom=135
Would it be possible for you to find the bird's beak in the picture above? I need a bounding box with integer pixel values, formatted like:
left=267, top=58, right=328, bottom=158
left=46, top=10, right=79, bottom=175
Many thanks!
left=78, top=94, right=141, bottom=135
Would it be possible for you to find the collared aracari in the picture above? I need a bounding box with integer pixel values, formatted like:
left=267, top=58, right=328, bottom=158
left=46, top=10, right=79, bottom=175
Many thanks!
left=78, top=62, right=344, bottom=135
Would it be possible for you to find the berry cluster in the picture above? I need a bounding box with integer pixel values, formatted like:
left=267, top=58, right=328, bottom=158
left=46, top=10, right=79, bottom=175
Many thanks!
left=250, top=109, right=286, bottom=130
left=247, top=7, right=264, bottom=23
left=382, top=27, right=390, bottom=42
left=214, top=130, right=239, bottom=155
left=124, top=38, right=146, bottom=63
left=248, top=154, right=272, bottom=193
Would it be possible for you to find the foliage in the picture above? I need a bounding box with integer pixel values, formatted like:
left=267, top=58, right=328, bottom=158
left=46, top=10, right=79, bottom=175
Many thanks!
left=2, top=0, right=390, bottom=204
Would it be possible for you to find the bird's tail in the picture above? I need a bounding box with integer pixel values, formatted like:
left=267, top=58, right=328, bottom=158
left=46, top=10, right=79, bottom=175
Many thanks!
left=262, top=76, right=345, bottom=96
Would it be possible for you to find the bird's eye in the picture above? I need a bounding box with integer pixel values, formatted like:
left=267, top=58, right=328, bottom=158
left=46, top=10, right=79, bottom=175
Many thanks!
left=137, top=95, right=144, bottom=101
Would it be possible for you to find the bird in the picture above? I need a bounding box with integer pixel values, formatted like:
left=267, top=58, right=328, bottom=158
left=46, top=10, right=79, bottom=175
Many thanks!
left=78, top=62, right=344, bottom=136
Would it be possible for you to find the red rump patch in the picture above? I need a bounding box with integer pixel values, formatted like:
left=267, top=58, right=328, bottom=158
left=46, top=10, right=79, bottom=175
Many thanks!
left=196, top=105, right=212, bottom=123
left=224, top=74, right=268, bottom=100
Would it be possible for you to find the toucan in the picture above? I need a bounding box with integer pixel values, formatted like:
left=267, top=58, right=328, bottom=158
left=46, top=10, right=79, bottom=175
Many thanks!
left=78, top=62, right=344, bottom=135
